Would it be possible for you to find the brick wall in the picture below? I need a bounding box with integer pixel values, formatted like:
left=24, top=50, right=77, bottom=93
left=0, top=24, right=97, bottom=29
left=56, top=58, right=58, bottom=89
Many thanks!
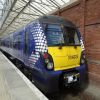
left=53, top=0, right=100, bottom=84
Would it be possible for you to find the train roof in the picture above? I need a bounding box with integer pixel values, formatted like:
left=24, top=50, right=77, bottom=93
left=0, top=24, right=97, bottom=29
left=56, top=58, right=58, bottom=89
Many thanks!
left=1, top=15, right=77, bottom=39
left=17, top=15, right=77, bottom=33
left=38, top=15, right=76, bottom=28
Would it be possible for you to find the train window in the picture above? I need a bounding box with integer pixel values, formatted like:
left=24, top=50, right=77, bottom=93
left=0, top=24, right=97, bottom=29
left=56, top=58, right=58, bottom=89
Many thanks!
left=45, top=24, right=80, bottom=46
left=13, top=41, right=17, bottom=49
left=63, top=27, right=80, bottom=45
left=13, top=34, right=21, bottom=49
left=45, top=24, right=65, bottom=46
left=18, top=34, right=22, bottom=49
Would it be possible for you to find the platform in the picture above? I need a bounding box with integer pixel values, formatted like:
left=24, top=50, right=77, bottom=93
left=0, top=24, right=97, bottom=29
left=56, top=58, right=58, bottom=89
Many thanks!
left=0, top=51, right=48, bottom=100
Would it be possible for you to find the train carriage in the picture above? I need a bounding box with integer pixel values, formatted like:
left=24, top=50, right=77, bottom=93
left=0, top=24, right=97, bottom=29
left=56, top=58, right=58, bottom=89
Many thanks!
left=0, top=15, right=86, bottom=93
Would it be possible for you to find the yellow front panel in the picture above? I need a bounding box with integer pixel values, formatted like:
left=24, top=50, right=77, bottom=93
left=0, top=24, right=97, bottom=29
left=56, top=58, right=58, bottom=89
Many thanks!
left=48, top=46, right=82, bottom=71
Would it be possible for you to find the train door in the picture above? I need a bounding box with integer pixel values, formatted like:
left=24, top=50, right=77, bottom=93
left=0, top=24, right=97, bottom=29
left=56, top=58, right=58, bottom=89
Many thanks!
left=23, top=27, right=30, bottom=66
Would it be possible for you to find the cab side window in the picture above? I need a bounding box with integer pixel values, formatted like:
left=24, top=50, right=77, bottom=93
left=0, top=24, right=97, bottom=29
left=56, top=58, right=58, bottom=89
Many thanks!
left=24, top=31, right=29, bottom=54
left=17, top=34, right=21, bottom=50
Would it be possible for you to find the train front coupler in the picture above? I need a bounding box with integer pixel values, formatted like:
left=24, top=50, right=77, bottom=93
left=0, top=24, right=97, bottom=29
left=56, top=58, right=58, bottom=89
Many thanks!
left=63, top=71, right=80, bottom=87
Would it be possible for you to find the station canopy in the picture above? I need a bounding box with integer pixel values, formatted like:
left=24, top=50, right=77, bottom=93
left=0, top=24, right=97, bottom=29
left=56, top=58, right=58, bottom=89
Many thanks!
left=0, top=0, right=78, bottom=36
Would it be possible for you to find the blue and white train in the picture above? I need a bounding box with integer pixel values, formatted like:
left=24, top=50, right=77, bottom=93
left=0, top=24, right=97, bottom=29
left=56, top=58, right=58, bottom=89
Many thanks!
left=0, top=15, right=86, bottom=93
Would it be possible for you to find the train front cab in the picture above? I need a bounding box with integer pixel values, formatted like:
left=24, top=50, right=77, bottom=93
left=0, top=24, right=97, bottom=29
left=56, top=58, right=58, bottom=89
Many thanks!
left=38, top=23, right=86, bottom=93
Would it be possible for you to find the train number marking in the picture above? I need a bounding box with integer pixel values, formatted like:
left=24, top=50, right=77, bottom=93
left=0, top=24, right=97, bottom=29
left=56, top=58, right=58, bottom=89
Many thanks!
left=68, top=55, right=78, bottom=59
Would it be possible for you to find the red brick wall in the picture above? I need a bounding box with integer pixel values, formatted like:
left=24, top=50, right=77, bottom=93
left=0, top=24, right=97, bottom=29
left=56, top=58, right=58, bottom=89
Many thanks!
left=54, top=0, right=100, bottom=84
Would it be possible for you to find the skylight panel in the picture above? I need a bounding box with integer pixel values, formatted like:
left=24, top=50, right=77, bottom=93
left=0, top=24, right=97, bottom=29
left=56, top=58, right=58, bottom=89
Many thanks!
left=54, top=0, right=64, bottom=6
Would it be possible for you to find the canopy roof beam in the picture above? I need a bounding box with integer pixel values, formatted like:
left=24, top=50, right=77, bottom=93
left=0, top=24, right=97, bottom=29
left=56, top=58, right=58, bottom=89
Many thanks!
left=0, top=8, right=41, bottom=16
left=23, top=0, right=45, bottom=15
left=0, top=0, right=78, bottom=35
left=2, top=0, right=36, bottom=33
left=0, top=0, right=17, bottom=29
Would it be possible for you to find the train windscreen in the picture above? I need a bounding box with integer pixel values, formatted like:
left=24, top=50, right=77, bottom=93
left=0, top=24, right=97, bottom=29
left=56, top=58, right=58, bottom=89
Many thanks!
left=63, top=26, right=80, bottom=46
left=45, top=24, right=80, bottom=46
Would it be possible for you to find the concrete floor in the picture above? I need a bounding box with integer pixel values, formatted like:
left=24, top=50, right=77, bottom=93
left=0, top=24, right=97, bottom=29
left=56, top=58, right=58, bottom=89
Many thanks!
left=0, top=51, right=48, bottom=100
left=83, top=83, right=100, bottom=100
left=48, top=83, right=100, bottom=100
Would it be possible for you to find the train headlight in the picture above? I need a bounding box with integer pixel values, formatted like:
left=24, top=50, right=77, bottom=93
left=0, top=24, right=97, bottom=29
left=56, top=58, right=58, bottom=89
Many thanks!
left=40, top=52, right=54, bottom=70
left=47, top=62, right=53, bottom=70
left=45, top=59, right=49, bottom=63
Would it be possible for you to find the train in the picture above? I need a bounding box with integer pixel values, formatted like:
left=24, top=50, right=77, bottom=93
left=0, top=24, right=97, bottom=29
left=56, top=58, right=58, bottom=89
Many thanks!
left=0, top=15, right=86, bottom=93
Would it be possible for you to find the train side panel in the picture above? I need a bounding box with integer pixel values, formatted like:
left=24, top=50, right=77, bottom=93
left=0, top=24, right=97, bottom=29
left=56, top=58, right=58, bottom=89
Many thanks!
left=13, top=30, right=24, bottom=62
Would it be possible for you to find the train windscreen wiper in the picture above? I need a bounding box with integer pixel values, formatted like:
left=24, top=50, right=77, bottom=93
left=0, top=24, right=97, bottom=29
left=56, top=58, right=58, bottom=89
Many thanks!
left=58, top=40, right=64, bottom=49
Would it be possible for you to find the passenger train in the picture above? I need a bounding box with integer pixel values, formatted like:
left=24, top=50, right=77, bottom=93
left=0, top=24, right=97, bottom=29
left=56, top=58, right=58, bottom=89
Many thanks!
left=0, top=15, right=86, bottom=93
